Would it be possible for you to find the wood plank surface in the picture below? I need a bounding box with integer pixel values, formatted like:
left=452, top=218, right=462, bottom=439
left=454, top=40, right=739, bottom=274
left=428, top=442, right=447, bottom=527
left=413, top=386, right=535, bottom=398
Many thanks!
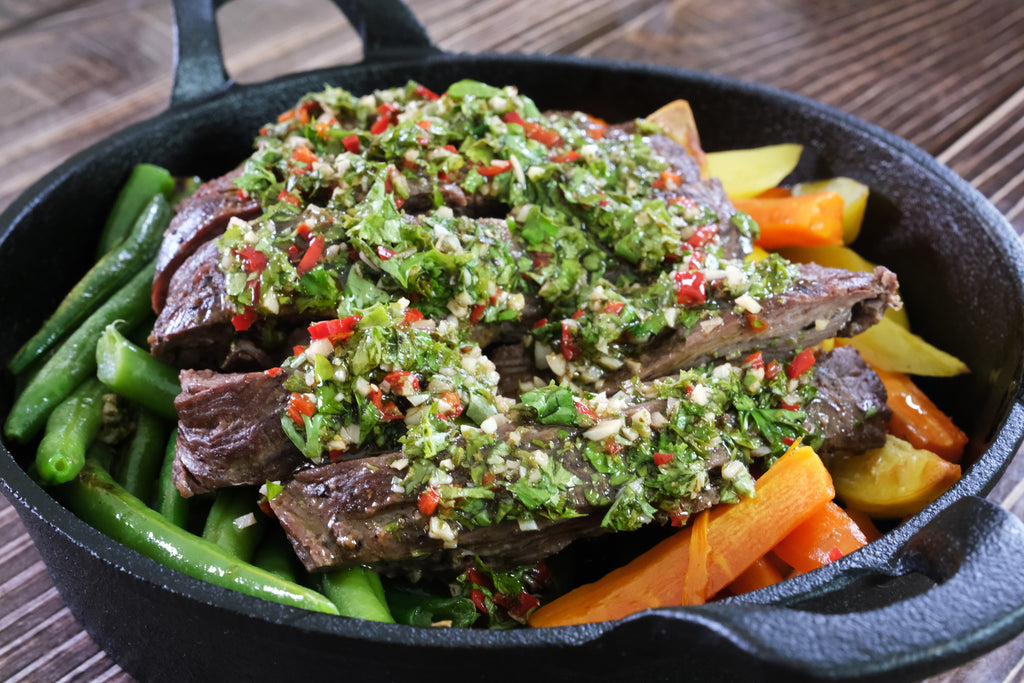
left=1, top=1, right=1023, bottom=681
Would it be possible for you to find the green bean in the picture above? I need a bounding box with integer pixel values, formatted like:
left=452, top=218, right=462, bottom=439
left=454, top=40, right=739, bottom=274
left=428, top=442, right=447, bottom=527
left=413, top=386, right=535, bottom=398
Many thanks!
left=95, top=163, right=174, bottom=257
left=9, top=196, right=172, bottom=375
left=387, top=589, right=478, bottom=628
left=321, top=567, right=395, bottom=623
left=202, top=488, right=266, bottom=563
left=252, top=531, right=300, bottom=584
left=60, top=459, right=339, bottom=615
left=152, top=429, right=190, bottom=528
left=35, top=378, right=109, bottom=485
left=114, top=407, right=167, bottom=502
left=95, top=321, right=180, bottom=421
left=4, top=262, right=156, bottom=444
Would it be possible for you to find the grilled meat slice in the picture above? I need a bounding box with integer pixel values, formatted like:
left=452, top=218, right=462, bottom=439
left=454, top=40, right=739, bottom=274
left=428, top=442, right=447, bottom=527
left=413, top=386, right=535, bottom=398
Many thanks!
left=173, top=368, right=303, bottom=498
left=596, top=264, right=899, bottom=392
left=266, top=347, right=888, bottom=573
left=152, top=169, right=261, bottom=313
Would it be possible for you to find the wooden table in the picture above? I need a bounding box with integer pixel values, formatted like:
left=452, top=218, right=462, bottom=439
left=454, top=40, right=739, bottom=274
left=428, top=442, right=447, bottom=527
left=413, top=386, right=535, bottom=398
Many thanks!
left=2, top=1, right=1023, bottom=680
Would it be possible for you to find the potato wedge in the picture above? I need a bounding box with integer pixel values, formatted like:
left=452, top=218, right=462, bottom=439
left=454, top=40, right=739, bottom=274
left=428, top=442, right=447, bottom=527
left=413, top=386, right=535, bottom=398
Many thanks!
left=792, top=177, right=869, bottom=244
left=706, top=143, right=803, bottom=199
left=828, top=435, right=961, bottom=518
left=646, top=100, right=708, bottom=176
left=837, top=316, right=969, bottom=376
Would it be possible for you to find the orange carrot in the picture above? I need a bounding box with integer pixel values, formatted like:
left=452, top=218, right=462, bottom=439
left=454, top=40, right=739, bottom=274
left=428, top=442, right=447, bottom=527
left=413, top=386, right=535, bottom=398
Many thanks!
left=528, top=446, right=834, bottom=627
left=771, top=501, right=867, bottom=574
left=734, top=191, right=845, bottom=250
left=725, top=555, right=787, bottom=595
left=755, top=186, right=793, bottom=199
left=844, top=507, right=883, bottom=543
left=872, top=366, right=968, bottom=463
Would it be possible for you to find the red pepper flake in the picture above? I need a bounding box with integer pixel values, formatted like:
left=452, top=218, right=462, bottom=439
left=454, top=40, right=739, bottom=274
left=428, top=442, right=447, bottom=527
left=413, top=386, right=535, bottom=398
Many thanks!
left=296, top=222, right=312, bottom=241
left=416, top=119, right=432, bottom=130
left=291, top=145, right=317, bottom=165
left=308, top=315, right=362, bottom=343
left=414, top=84, right=441, bottom=100
left=394, top=197, right=406, bottom=210
left=764, top=360, right=782, bottom=381
left=572, top=308, right=584, bottom=319
left=286, top=392, right=316, bottom=426
left=828, top=546, right=845, bottom=562
left=574, top=400, right=597, bottom=421
left=231, top=307, right=258, bottom=332
left=277, top=109, right=295, bottom=123
left=382, top=370, right=420, bottom=396
left=686, top=224, right=718, bottom=249
left=502, top=111, right=527, bottom=127
left=782, top=436, right=796, bottom=446
left=403, top=308, right=425, bottom=325
left=533, top=317, right=548, bottom=329
left=313, top=121, right=332, bottom=139
left=403, top=158, right=417, bottom=170
left=259, top=126, right=269, bottom=137
left=237, top=245, right=267, bottom=274
left=653, top=170, right=682, bottom=190
left=668, top=195, right=698, bottom=209
left=653, top=452, right=674, bottom=467
left=377, top=245, right=395, bottom=260
left=744, top=351, right=765, bottom=370
left=780, top=401, right=801, bottom=412
left=236, top=188, right=249, bottom=200
left=477, top=160, right=513, bottom=177
left=438, top=390, right=464, bottom=420
left=501, top=111, right=562, bottom=148
left=342, top=133, right=360, bottom=154
left=470, top=588, right=488, bottom=613
left=443, top=144, right=458, bottom=155
left=603, top=301, right=625, bottom=315
left=418, top=487, right=441, bottom=516
left=604, top=437, right=623, bottom=455
left=669, top=511, right=690, bottom=527
left=560, top=321, right=582, bottom=360
left=583, top=114, right=607, bottom=140
left=296, top=103, right=313, bottom=125
left=469, top=303, right=487, bottom=324
left=550, top=150, right=581, bottom=163
left=265, top=367, right=282, bottom=377
left=297, top=235, right=324, bottom=276
left=370, top=115, right=390, bottom=135
left=673, top=270, right=706, bottom=305
left=787, top=348, right=816, bottom=379
left=746, top=312, right=770, bottom=331
left=277, top=190, right=301, bottom=207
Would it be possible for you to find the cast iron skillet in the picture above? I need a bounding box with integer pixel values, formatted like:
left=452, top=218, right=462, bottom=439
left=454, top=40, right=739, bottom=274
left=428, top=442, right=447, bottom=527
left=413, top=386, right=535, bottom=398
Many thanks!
left=2, top=1, right=1024, bottom=680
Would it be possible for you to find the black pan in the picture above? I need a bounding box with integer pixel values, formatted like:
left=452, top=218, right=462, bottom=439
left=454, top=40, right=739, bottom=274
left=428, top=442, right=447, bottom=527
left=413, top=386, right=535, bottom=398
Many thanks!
left=3, top=1, right=1024, bottom=680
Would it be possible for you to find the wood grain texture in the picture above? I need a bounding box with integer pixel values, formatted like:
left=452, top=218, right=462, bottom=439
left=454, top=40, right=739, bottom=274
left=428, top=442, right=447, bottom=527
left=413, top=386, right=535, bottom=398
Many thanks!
left=0, top=0, right=1022, bottom=681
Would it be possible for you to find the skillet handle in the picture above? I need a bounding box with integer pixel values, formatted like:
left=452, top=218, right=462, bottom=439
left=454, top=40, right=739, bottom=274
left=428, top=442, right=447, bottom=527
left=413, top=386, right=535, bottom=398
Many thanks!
left=607, top=496, right=1024, bottom=680
left=169, top=0, right=438, bottom=107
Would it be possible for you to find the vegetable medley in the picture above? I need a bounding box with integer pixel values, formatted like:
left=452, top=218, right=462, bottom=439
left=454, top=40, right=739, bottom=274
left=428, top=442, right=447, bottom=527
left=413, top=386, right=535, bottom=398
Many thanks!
left=3, top=78, right=969, bottom=629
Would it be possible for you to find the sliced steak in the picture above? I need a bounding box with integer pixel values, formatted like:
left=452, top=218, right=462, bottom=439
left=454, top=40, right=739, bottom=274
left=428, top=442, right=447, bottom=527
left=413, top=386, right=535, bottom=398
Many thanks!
left=806, top=345, right=891, bottom=454
left=173, top=368, right=304, bottom=498
left=597, top=264, right=899, bottom=392
left=149, top=240, right=237, bottom=369
left=268, top=348, right=889, bottom=573
left=152, top=169, right=261, bottom=312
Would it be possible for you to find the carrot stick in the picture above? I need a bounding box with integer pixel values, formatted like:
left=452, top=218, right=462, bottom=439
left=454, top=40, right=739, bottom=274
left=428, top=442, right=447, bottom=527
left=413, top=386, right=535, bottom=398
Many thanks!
left=734, top=191, right=844, bottom=250
left=725, top=555, right=787, bottom=595
left=872, top=366, right=968, bottom=463
left=528, top=446, right=835, bottom=627
left=844, top=507, right=883, bottom=543
left=771, top=501, right=868, bottom=574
